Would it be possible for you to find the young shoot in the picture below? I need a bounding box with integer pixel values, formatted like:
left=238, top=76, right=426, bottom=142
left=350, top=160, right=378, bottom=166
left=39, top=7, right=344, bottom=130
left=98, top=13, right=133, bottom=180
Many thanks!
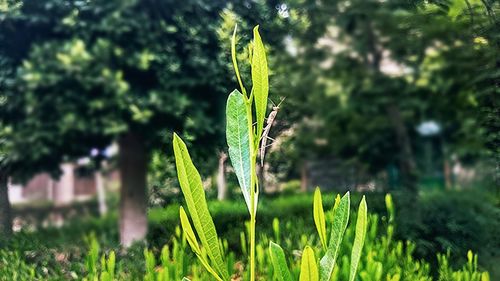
left=172, top=25, right=368, bottom=281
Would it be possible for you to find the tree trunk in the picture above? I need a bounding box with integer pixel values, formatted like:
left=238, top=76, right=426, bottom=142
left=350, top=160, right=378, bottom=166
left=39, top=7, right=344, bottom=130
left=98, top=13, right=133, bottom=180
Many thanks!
left=386, top=104, right=418, bottom=194
left=0, top=171, right=12, bottom=237
left=118, top=132, right=148, bottom=247
left=217, top=152, right=227, bottom=201
left=386, top=104, right=420, bottom=236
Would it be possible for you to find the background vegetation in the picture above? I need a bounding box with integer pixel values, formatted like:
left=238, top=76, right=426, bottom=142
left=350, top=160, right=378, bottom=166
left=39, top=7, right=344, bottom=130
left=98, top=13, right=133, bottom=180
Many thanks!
left=0, top=0, right=498, bottom=280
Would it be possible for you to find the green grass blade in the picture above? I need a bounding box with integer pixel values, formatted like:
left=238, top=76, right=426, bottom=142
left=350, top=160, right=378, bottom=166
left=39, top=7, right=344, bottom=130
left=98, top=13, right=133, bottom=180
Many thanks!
left=300, top=246, right=319, bottom=281
left=226, top=90, right=253, bottom=213
left=319, top=192, right=350, bottom=281
left=251, top=25, right=269, bottom=140
left=269, top=241, right=293, bottom=281
left=313, top=187, right=327, bottom=251
left=349, top=196, right=367, bottom=281
left=173, top=134, right=229, bottom=280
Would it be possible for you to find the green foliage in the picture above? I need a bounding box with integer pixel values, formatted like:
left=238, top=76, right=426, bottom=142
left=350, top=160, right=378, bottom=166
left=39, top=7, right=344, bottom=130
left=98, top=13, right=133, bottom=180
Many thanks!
left=313, top=187, right=327, bottom=250
left=175, top=24, right=275, bottom=281
left=406, top=191, right=500, bottom=275
left=269, top=241, right=293, bottom=281
left=299, top=246, right=319, bottom=281
left=0, top=191, right=493, bottom=280
left=438, top=250, right=490, bottom=281
left=100, top=251, right=115, bottom=281
left=84, top=233, right=116, bottom=281
left=144, top=249, right=156, bottom=281
left=173, top=134, right=228, bottom=280
left=320, top=192, right=350, bottom=281
left=250, top=25, right=269, bottom=141
left=171, top=25, right=367, bottom=281
left=281, top=180, right=302, bottom=194
left=0, top=250, right=36, bottom=280
left=1, top=0, right=236, bottom=164
left=226, top=90, right=252, bottom=212
left=273, top=0, right=499, bottom=190
left=349, top=196, right=367, bottom=281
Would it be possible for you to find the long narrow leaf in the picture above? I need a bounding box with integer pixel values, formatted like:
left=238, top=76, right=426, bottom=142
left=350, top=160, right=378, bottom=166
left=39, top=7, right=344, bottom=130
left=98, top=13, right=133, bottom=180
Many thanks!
left=251, top=25, right=269, bottom=139
left=179, top=206, right=201, bottom=255
left=269, top=242, right=293, bottom=281
left=180, top=207, right=223, bottom=281
left=173, top=134, right=229, bottom=280
left=319, top=192, right=350, bottom=281
left=226, top=90, right=253, bottom=213
left=349, top=196, right=367, bottom=281
left=313, top=187, right=327, bottom=250
left=300, top=246, right=319, bottom=281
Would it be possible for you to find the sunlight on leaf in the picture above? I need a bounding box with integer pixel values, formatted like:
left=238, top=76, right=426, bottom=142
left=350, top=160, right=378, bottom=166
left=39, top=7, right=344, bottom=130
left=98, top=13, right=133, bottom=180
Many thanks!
left=173, top=134, right=229, bottom=280
left=313, top=187, right=327, bottom=250
left=180, top=206, right=201, bottom=255
left=269, top=241, right=293, bottom=281
left=251, top=25, right=269, bottom=140
left=349, top=196, right=367, bottom=281
left=320, top=192, right=350, bottom=281
left=226, top=90, right=253, bottom=213
left=300, top=246, right=319, bottom=281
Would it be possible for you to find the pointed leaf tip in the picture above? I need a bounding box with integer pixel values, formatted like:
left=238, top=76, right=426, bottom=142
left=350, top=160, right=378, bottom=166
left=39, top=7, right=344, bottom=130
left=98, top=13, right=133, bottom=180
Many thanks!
left=251, top=24, right=269, bottom=140
left=313, top=187, right=327, bottom=250
left=320, top=191, right=350, bottom=281
left=300, top=246, right=319, bottom=281
left=349, top=195, right=368, bottom=281
left=173, top=134, right=228, bottom=279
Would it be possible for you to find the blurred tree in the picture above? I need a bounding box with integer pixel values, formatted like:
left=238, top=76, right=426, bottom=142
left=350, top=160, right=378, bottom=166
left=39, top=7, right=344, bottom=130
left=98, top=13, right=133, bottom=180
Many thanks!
left=0, top=0, right=232, bottom=246
left=275, top=0, right=498, bottom=191
left=0, top=0, right=19, bottom=235
left=0, top=0, right=293, bottom=245
left=0, top=121, right=13, bottom=237
left=453, top=0, right=500, bottom=190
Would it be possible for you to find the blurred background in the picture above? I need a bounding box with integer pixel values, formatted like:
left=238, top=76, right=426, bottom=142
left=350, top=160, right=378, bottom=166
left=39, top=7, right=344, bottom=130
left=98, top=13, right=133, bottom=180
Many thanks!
left=0, top=0, right=499, bottom=280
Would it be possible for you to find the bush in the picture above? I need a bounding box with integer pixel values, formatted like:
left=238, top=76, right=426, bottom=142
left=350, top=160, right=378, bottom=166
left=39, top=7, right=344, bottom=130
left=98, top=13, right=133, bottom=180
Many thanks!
left=405, top=191, right=500, bottom=277
left=0, top=250, right=37, bottom=280
left=147, top=192, right=387, bottom=251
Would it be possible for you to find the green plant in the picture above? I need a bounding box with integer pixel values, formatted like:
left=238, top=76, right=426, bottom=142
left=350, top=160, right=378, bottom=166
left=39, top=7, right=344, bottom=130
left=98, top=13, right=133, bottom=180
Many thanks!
left=84, top=233, right=116, bottom=281
left=172, top=25, right=369, bottom=281
left=437, top=250, right=490, bottom=281
left=0, top=250, right=37, bottom=280
left=0, top=191, right=491, bottom=280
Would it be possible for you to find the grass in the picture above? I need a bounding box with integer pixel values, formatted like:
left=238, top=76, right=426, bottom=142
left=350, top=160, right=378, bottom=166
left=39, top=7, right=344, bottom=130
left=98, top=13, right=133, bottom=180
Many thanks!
left=0, top=191, right=494, bottom=280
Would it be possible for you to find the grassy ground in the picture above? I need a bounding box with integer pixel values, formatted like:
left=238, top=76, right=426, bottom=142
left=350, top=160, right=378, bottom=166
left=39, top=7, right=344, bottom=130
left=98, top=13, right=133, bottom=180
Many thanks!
left=1, top=190, right=498, bottom=279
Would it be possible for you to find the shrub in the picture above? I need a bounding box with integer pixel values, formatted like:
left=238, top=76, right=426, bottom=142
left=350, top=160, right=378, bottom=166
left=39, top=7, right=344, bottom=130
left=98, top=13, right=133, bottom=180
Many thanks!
left=404, top=190, right=500, bottom=278
left=0, top=250, right=37, bottom=280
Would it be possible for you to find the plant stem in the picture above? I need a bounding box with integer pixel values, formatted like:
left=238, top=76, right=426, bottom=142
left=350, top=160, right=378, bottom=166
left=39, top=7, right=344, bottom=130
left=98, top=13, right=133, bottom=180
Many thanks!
left=250, top=203, right=256, bottom=281
left=246, top=97, right=258, bottom=281
left=249, top=150, right=257, bottom=281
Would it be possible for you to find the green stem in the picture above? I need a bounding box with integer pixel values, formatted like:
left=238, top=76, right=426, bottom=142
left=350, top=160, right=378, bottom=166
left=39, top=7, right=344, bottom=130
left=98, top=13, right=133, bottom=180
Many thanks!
left=245, top=97, right=258, bottom=281
left=250, top=203, right=256, bottom=281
